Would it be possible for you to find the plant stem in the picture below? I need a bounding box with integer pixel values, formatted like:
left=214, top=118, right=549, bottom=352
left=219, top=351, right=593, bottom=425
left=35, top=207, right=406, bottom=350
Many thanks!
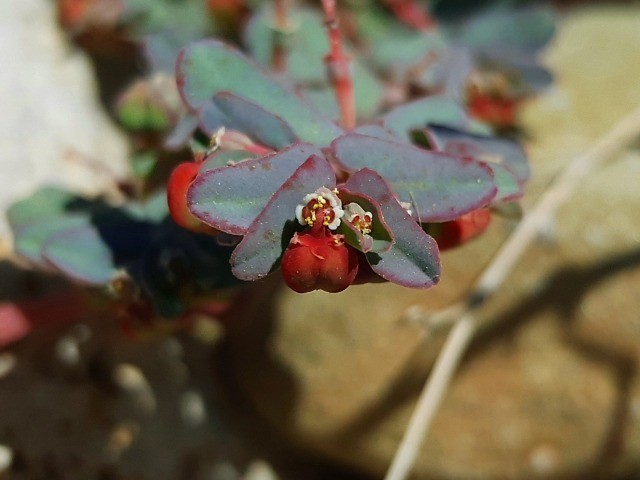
left=272, top=0, right=289, bottom=73
left=385, top=103, right=640, bottom=480
left=321, top=0, right=356, bottom=130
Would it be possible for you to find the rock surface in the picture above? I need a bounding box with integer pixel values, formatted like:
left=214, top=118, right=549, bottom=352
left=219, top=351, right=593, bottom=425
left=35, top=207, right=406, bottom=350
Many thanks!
left=0, top=0, right=129, bottom=248
left=228, top=6, right=640, bottom=479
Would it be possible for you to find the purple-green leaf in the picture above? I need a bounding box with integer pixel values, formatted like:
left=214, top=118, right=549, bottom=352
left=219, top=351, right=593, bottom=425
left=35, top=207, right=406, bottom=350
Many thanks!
left=199, top=92, right=298, bottom=149
left=176, top=40, right=342, bottom=145
left=332, top=134, right=497, bottom=222
left=13, top=216, right=92, bottom=263
left=42, top=227, right=119, bottom=285
left=426, top=124, right=530, bottom=183
left=381, top=95, right=474, bottom=142
left=345, top=169, right=440, bottom=288
left=188, top=143, right=324, bottom=235
left=198, top=150, right=259, bottom=173
left=231, top=155, right=336, bottom=281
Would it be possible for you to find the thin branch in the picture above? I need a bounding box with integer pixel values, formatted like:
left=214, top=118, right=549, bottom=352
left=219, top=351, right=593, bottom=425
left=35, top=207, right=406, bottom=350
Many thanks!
left=321, top=0, right=356, bottom=130
left=385, top=103, right=640, bottom=480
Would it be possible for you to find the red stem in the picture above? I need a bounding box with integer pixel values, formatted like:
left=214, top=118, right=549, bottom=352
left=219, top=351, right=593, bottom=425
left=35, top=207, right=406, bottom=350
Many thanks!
left=272, top=0, right=289, bottom=73
left=321, top=0, right=356, bottom=130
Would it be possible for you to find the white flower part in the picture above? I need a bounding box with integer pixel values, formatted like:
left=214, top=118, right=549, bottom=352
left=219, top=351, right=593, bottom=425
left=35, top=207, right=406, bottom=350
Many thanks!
left=344, top=203, right=372, bottom=223
left=295, top=187, right=344, bottom=229
left=344, top=202, right=373, bottom=235
left=295, top=204, right=306, bottom=226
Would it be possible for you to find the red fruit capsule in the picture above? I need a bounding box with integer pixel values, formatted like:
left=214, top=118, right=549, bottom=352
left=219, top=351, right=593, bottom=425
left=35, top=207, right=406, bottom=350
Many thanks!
left=468, top=93, right=518, bottom=129
left=167, top=162, right=218, bottom=235
left=427, top=208, right=492, bottom=251
left=281, top=230, right=359, bottom=293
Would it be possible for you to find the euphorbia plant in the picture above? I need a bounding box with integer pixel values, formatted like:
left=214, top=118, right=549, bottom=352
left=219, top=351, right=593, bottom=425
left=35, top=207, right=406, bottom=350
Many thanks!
left=7, top=0, right=553, bottom=331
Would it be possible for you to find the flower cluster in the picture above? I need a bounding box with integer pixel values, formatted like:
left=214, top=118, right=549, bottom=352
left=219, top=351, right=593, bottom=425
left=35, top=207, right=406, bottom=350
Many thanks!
left=282, top=187, right=368, bottom=293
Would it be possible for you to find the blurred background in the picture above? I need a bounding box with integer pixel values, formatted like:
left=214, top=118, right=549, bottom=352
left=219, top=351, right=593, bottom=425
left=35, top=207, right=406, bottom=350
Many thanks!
left=1, top=0, right=640, bottom=479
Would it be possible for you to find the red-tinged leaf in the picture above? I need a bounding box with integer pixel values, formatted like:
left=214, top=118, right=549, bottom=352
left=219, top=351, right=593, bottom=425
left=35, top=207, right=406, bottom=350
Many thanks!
left=176, top=40, right=343, bottom=145
left=381, top=95, right=472, bottom=142
left=333, top=133, right=497, bottom=222
left=345, top=169, right=440, bottom=288
left=198, top=92, right=299, bottom=149
left=231, top=155, right=336, bottom=281
left=188, top=143, right=324, bottom=235
left=426, top=124, right=530, bottom=183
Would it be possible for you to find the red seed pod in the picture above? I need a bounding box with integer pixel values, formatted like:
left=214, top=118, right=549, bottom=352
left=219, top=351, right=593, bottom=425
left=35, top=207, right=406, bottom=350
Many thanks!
left=281, top=230, right=359, bottom=293
left=428, top=208, right=492, bottom=251
left=167, top=162, right=218, bottom=235
left=468, top=93, right=518, bottom=130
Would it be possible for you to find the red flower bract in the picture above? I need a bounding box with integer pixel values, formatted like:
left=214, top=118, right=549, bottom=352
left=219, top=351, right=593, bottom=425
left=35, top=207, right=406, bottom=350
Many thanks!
left=281, top=230, right=359, bottom=293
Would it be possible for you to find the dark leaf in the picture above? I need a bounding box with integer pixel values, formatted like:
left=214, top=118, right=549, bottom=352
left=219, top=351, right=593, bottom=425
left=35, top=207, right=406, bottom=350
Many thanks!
left=199, top=92, right=298, bottom=149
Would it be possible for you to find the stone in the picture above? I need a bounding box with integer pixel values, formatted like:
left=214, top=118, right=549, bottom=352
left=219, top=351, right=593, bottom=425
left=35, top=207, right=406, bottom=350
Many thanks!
left=0, top=0, right=129, bottom=247
left=227, top=5, right=640, bottom=479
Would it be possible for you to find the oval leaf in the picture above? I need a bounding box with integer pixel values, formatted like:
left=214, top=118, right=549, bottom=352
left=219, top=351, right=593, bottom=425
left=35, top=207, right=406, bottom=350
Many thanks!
left=426, top=124, right=530, bottom=183
left=381, top=95, right=473, bottom=141
left=42, top=227, right=119, bottom=285
left=176, top=40, right=343, bottom=145
left=188, top=143, right=324, bottom=235
left=332, top=134, right=497, bottom=222
left=201, top=92, right=299, bottom=149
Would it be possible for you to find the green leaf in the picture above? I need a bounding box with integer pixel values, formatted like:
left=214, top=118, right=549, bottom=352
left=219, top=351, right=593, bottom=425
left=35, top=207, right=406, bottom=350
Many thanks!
left=7, top=187, right=85, bottom=230
left=455, top=6, right=555, bottom=53
left=13, top=216, right=92, bottom=263
left=199, top=92, right=298, bottom=149
left=426, top=124, right=530, bottom=189
left=177, top=40, right=343, bottom=145
left=199, top=150, right=259, bottom=173
left=382, top=95, right=472, bottom=141
left=42, top=227, right=120, bottom=285
left=332, top=134, right=497, bottom=222
left=188, top=143, right=324, bottom=235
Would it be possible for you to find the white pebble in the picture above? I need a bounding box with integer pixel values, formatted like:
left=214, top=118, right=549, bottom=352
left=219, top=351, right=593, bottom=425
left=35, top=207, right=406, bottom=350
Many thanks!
left=180, top=390, right=207, bottom=427
left=0, top=353, right=16, bottom=379
left=0, top=445, right=13, bottom=472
